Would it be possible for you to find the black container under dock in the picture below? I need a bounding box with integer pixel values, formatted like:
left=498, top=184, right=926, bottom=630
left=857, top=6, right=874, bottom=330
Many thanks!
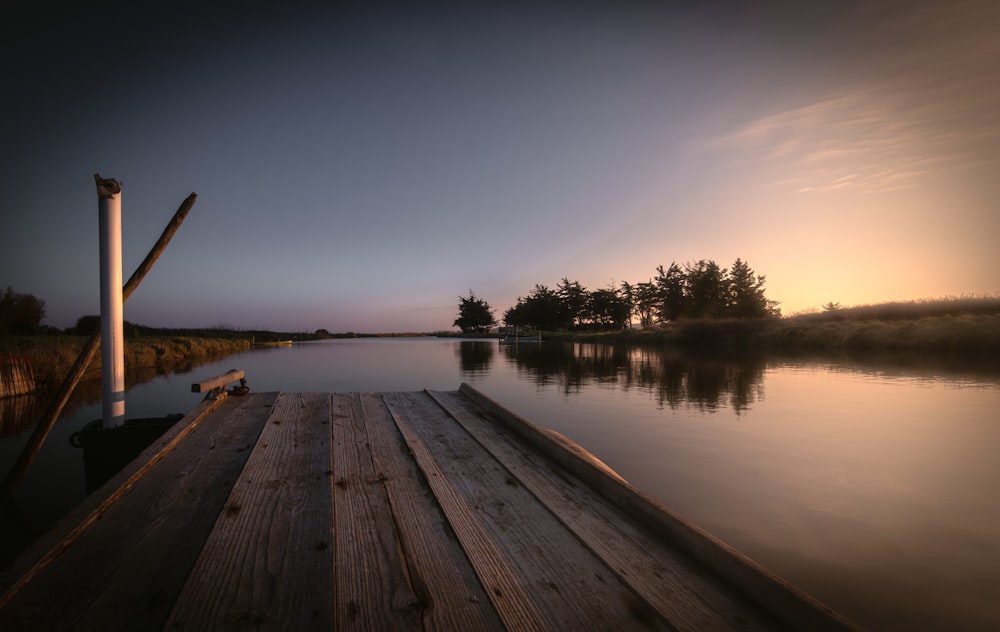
left=0, top=385, right=858, bottom=630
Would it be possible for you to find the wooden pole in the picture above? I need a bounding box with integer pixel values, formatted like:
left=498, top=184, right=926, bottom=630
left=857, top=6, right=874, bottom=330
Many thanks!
left=191, top=370, right=246, bottom=394
left=0, top=189, right=198, bottom=497
left=121, top=193, right=198, bottom=302
left=97, top=175, right=126, bottom=428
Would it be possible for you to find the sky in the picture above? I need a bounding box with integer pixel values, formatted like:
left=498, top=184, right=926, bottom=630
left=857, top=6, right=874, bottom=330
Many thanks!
left=2, top=0, right=998, bottom=333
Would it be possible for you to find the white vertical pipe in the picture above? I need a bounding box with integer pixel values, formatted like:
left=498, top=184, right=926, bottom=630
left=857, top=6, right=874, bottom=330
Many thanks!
left=96, top=175, right=125, bottom=428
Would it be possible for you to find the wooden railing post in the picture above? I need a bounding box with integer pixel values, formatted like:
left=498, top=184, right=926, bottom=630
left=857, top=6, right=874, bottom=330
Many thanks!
left=0, top=187, right=197, bottom=497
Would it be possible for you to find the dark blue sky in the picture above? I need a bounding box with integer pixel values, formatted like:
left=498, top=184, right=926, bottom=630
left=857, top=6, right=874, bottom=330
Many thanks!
left=3, top=1, right=998, bottom=332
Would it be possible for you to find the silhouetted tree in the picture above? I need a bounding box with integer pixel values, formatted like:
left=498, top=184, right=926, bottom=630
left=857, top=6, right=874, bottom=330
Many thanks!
left=655, top=263, right=686, bottom=321
left=727, top=258, right=773, bottom=318
left=453, top=290, right=496, bottom=333
left=629, top=280, right=657, bottom=327
left=505, top=285, right=566, bottom=331
left=618, top=281, right=636, bottom=329
left=588, top=287, right=629, bottom=329
left=0, top=287, right=46, bottom=335
left=684, top=260, right=728, bottom=318
left=557, top=278, right=588, bottom=329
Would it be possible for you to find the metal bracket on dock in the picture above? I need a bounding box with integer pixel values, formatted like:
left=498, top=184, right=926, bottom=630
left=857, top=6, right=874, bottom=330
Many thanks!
left=191, top=369, right=248, bottom=401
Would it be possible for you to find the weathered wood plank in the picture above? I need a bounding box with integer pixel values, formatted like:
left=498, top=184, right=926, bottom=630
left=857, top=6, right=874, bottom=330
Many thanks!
left=385, top=392, right=674, bottom=631
left=358, top=393, right=505, bottom=631
left=0, top=392, right=275, bottom=631
left=165, top=392, right=334, bottom=630
left=0, top=395, right=231, bottom=598
left=381, top=392, right=549, bottom=632
left=429, top=389, right=783, bottom=632
left=330, top=392, right=422, bottom=629
left=191, top=369, right=245, bottom=393
left=458, top=383, right=860, bottom=632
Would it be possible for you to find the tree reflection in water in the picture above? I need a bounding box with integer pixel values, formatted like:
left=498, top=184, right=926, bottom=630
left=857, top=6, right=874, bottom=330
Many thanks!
left=454, top=339, right=495, bottom=377
left=489, top=341, right=767, bottom=414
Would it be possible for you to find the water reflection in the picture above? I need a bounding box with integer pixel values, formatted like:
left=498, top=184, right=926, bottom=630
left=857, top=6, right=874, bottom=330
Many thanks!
left=770, top=348, right=1000, bottom=385
left=455, top=340, right=494, bottom=376
left=0, top=394, right=45, bottom=436
left=0, top=352, right=246, bottom=438
left=497, top=342, right=767, bottom=414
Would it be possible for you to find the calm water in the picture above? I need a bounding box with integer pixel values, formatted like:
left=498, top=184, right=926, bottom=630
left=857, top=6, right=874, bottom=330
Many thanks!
left=2, top=338, right=999, bottom=630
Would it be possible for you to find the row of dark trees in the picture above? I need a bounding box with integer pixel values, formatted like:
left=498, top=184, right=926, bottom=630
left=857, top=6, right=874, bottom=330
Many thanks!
left=628, top=258, right=780, bottom=326
left=454, top=259, right=780, bottom=333
left=503, top=281, right=631, bottom=331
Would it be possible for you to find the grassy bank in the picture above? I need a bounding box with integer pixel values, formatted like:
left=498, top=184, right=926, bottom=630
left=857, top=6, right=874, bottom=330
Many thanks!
left=549, top=297, right=1000, bottom=354
left=760, top=313, right=1000, bottom=353
left=0, top=336, right=250, bottom=392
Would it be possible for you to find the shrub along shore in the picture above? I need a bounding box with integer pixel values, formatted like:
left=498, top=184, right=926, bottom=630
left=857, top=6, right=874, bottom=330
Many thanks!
left=0, top=336, right=250, bottom=392
left=556, top=313, right=1000, bottom=353
left=553, top=297, right=1000, bottom=354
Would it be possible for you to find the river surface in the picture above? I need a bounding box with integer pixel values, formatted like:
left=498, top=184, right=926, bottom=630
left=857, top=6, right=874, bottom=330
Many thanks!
left=2, top=337, right=998, bottom=630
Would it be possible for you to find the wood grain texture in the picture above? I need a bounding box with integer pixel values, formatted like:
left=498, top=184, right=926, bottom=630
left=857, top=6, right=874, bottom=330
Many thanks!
left=457, top=383, right=860, bottom=632
left=382, top=392, right=549, bottom=632
left=0, top=395, right=230, bottom=596
left=359, top=393, right=505, bottom=631
left=0, top=393, right=275, bottom=631
left=330, top=392, right=422, bottom=630
left=429, top=389, right=783, bottom=632
left=386, top=392, right=676, bottom=631
left=165, top=393, right=334, bottom=630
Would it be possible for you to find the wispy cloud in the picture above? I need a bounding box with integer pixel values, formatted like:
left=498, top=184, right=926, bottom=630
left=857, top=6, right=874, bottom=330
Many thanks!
left=712, top=2, right=1000, bottom=195
left=716, top=84, right=996, bottom=194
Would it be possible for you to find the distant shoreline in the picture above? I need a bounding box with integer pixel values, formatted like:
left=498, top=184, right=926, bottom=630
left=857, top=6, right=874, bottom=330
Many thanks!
left=551, top=312, right=1000, bottom=355
left=4, top=298, right=998, bottom=394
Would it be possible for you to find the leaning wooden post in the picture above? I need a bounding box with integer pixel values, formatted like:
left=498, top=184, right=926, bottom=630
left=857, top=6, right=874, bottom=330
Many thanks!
left=96, top=175, right=126, bottom=428
left=0, top=189, right=198, bottom=497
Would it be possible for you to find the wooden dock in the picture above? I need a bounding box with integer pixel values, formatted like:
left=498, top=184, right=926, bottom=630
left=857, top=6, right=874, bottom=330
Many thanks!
left=0, top=384, right=858, bottom=630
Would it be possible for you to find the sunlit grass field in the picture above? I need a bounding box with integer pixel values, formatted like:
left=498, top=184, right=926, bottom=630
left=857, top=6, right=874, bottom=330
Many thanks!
left=565, top=296, right=1000, bottom=353
left=767, top=296, right=1000, bottom=352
